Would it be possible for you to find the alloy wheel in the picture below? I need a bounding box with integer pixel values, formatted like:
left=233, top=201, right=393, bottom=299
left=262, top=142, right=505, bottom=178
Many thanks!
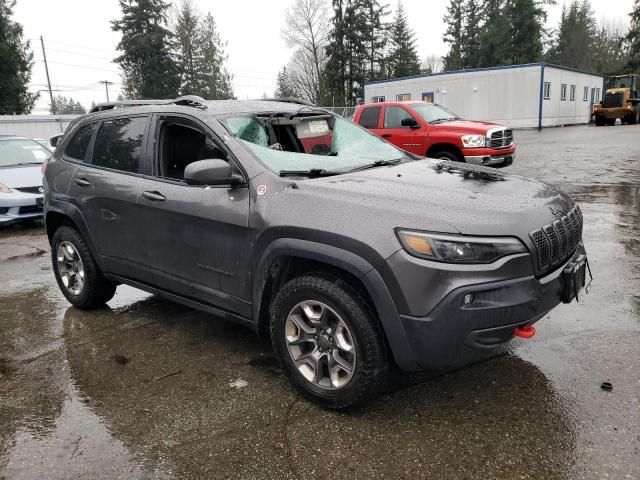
left=284, top=300, right=356, bottom=390
left=56, top=241, right=85, bottom=295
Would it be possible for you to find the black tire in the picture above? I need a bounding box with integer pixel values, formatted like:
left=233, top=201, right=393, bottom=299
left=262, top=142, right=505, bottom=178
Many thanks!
left=595, top=116, right=605, bottom=126
left=605, top=118, right=616, bottom=126
left=51, top=226, right=116, bottom=309
left=430, top=149, right=463, bottom=162
left=270, top=273, right=388, bottom=410
left=629, top=108, right=640, bottom=125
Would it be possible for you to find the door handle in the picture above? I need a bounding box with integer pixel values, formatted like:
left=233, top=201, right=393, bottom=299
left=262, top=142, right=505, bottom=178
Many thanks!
left=73, top=178, right=91, bottom=187
left=142, top=191, right=166, bottom=202
left=381, top=134, right=392, bottom=138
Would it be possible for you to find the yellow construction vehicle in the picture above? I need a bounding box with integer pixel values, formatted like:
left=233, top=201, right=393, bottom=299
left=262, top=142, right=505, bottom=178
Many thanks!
left=594, top=74, right=640, bottom=126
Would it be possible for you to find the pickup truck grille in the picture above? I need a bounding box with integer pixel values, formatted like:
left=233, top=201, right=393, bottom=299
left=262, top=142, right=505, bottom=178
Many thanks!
left=602, top=92, right=624, bottom=108
left=529, top=205, right=583, bottom=274
left=489, top=129, right=513, bottom=149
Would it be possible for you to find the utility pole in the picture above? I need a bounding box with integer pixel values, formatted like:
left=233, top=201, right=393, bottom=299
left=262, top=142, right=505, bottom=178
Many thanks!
left=40, top=36, right=55, bottom=115
left=99, top=80, right=114, bottom=102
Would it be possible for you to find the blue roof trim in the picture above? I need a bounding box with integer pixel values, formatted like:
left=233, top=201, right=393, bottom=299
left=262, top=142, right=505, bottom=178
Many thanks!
left=364, top=62, right=604, bottom=87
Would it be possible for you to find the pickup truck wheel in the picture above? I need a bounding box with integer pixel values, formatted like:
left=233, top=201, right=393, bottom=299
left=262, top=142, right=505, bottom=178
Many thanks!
left=270, top=274, right=388, bottom=410
left=431, top=150, right=463, bottom=162
left=51, top=226, right=116, bottom=309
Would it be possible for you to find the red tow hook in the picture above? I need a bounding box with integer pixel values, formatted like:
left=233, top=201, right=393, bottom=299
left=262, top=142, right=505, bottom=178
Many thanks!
left=514, top=325, right=536, bottom=339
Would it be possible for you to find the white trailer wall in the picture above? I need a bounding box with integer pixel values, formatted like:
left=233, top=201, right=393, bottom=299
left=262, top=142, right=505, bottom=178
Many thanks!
left=364, top=63, right=604, bottom=128
left=541, top=66, right=603, bottom=127
left=0, top=115, right=78, bottom=139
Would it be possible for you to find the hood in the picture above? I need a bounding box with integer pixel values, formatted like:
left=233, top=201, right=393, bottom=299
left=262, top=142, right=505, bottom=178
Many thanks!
left=0, top=165, right=43, bottom=189
left=263, top=159, right=574, bottom=259
left=430, top=119, right=504, bottom=135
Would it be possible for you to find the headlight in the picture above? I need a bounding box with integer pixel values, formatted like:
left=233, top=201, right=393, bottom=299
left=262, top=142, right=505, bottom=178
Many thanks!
left=0, top=183, right=11, bottom=193
left=461, top=134, right=487, bottom=148
left=397, top=230, right=527, bottom=264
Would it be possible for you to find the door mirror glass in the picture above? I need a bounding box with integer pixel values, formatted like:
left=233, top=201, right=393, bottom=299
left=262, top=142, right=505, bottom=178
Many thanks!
left=184, top=159, right=238, bottom=186
left=400, top=117, right=419, bottom=128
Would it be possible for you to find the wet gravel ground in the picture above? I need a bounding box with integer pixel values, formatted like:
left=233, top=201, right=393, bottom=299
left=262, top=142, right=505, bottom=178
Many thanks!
left=1, top=124, right=639, bottom=479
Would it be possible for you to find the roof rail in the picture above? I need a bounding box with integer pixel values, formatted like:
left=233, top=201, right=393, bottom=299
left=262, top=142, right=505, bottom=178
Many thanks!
left=171, top=95, right=207, bottom=109
left=259, top=98, right=316, bottom=107
left=89, top=96, right=209, bottom=113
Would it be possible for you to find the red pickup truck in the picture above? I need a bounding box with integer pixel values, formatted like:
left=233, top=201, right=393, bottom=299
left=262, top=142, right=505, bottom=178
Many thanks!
left=353, top=101, right=515, bottom=167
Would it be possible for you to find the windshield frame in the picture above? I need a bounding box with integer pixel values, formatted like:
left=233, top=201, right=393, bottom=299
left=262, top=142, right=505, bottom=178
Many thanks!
left=218, top=111, right=411, bottom=177
left=0, top=138, right=52, bottom=167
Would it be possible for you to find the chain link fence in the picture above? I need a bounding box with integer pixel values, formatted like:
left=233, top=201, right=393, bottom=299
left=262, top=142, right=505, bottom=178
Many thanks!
left=322, top=107, right=357, bottom=119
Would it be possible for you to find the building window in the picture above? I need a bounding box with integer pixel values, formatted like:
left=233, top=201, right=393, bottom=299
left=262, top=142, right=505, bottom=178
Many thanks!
left=396, top=93, right=411, bottom=101
left=583, top=86, right=589, bottom=101
left=596, top=88, right=601, bottom=101
left=570, top=85, right=576, bottom=101
left=371, top=96, right=385, bottom=103
left=543, top=82, right=551, bottom=100
left=561, top=84, right=567, bottom=101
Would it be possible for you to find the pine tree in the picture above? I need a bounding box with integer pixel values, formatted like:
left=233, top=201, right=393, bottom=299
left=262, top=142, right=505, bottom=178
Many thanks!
left=547, top=1, right=596, bottom=70
left=478, top=0, right=510, bottom=67
left=175, top=0, right=200, bottom=95
left=325, top=0, right=348, bottom=105
left=388, top=2, right=421, bottom=78
left=50, top=95, right=86, bottom=115
left=443, top=0, right=465, bottom=70
left=362, top=0, right=389, bottom=80
left=0, top=0, right=36, bottom=114
left=195, top=13, right=234, bottom=99
left=462, top=0, right=482, bottom=68
left=505, top=0, right=547, bottom=65
left=274, top=66, right=300, bottom=98
left=626, top=0, right=640, bottom=71
left=591, top=19, right=629, bottom=75
left=112, top=0, right=180, bottom=99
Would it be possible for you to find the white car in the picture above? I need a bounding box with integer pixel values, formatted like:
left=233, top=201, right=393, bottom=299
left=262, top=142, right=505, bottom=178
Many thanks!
left=0, top=136, right=50, bottom=224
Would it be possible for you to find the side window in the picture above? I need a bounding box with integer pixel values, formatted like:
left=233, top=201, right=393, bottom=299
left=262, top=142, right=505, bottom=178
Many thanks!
left=358, top=106, right=381, bottom=129
left=64, top=123, right=95, bottom=161
left=384, top=106, right=413, bottom=128
left=371, top=96, right=385, bottom=103
left=560, top=84, right=567, bottom=101
left=583, top=86, right=589, bottom=101
left=158, top=119, right=226, bottom=181
left=543, top=82, right=551, bottom=100
left=92, top=117, right=146, bottom=173
left=396, top=93, right=411, bottom=101
left=570, top=84, right=576, bottom=101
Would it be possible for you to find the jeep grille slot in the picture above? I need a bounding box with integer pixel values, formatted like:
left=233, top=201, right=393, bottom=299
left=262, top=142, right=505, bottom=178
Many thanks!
left=529, top=205, right=583, bottom=274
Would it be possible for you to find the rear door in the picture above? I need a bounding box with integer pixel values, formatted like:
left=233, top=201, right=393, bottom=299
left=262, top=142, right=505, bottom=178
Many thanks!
left=66, top=115, right=150, bottom=277
left=356, top=105, right=383, bottom=137
left=380, top=105, right=425, bottom=155
left=134, top=114, right=252, bottom=317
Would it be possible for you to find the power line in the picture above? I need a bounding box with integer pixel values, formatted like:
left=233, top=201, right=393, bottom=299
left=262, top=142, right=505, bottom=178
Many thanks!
left=33, top=59, right=120, bottom=74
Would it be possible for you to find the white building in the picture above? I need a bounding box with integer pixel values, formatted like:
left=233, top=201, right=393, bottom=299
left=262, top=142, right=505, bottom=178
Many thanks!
left=0, top=115, right=77, bottom=139
left=364, top=63, right=604, bottom=128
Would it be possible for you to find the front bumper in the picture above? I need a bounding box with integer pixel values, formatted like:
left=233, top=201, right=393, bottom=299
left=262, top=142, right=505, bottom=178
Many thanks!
left=387, top=244, right=586, bottom=372
left=465, top=152, right=515, bottom=167
left=0, top=192, right=44, bottom=223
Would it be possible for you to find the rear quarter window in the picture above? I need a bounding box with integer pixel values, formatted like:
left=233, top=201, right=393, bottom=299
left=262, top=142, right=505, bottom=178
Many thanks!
left=91, top=117, right=146, bottom=173
left=64, top=123, right=96, bottom=161
left=358, top=106, right=381, bottom=129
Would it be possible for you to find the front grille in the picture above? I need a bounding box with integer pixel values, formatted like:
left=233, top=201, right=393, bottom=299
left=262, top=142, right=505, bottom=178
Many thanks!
left=489, top=129, right=513, bottom=149
left=18, top=205, right=43, bottom=215
left=15, top=186, right=43, bottom=194
left=602, top=92, right=624, bottom=108
left=529, top=205, right=583, bottom=274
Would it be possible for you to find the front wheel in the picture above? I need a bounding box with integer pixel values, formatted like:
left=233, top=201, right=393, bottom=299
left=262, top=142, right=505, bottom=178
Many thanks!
left=51, top=226, right=116, bottom=309
left=595, top=116, right=605, bottom=126
left=270, top=274, right=388, bottom=410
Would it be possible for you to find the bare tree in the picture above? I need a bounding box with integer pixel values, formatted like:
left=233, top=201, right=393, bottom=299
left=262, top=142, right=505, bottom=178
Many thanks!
left=281, top=0, right=331, bottom=103
left=421, top=54, right=444, bottom=74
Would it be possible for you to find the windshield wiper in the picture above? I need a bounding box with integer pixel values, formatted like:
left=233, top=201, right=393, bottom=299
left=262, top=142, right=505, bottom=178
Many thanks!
left=346, top=159, right=402, bottom=173
left=279, top=168, right=340, bottom=178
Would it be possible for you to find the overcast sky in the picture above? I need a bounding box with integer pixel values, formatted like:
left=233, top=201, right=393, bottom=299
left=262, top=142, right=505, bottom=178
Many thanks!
left=13, top=0, right=635, bottom=113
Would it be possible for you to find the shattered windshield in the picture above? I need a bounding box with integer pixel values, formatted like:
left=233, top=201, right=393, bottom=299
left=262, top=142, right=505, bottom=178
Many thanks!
left=223, top=113, right=405, bottom=175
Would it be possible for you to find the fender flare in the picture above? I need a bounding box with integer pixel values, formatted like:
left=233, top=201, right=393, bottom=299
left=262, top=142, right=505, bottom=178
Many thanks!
left=45, top=201, right=106, bottom=271
left=253, top=238, right=420, bottom=371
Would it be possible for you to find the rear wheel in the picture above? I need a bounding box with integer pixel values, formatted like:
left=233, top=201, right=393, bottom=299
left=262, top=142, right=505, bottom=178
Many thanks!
left=595, top=116, right=605, bottom=126
left=270, top=274, right=388, bottom=410
left=629, top=108, right=640, bottom=125
left=51, top=226, right=116, bottom=309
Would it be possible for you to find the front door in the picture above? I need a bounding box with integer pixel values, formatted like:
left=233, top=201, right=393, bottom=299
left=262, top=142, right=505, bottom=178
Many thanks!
left=380, top=105, right=425, bottom=155
left=135, top=114, right=252, bottom=317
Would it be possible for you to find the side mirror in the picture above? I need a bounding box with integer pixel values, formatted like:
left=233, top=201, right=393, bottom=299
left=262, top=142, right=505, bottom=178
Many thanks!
left=184, top=159, right=242, bottom=186
left=401, top=117, right=420, bottom=129
left=50, top=133, right=63, bottom=148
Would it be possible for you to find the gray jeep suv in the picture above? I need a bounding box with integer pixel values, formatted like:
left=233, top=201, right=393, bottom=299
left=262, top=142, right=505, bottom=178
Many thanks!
left=43, top=98, right=589, bottom=409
